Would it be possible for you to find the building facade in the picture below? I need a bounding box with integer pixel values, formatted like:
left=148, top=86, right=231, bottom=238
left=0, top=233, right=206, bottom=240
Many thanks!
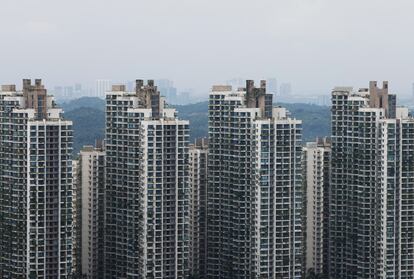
left=207, top=80, right=303, bottom=278
left=104, top=80, right=190, bottom=279
left=189, top=138, right=208, bottom=278
left=303, top=138, right=331, bottom=277
left=0, top=80, right=73, bottom=278
left=73, top=144, right=105, bottom=279
left=329, top=81, right=414, bottom=279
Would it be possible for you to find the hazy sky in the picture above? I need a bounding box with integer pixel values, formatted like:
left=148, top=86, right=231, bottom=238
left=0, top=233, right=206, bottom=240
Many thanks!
left=1, top=0, right=414, bottom=97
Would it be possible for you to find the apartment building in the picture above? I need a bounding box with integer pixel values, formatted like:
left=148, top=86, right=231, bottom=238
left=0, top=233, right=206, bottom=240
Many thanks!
left=0, top=79, right=73, bottom=278
left=329, top=81, right=414, bottom=279
left=104, top=80, right=190, bottom=279
left=189, top=138, right=208, bottom=278
left=73, top=144, right=105, bottom=278
left=207, top=80, right=303, bottom=278
left=303, top=138, right=331, bottom=277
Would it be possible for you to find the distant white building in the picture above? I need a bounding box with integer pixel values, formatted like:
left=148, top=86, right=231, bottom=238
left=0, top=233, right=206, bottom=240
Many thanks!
left=412, top=82, right=414, bottom=100
left=280, top=82, right=292, bottom=96
left=155, top=79, right=177, bottom=104
left=95, top=79, right=111, bottom=98
left=266, top=78, right=278, bottom=97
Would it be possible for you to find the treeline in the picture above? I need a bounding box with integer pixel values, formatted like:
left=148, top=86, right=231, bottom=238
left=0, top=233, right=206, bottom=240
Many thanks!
left=60, top=98, right=331, bottom=154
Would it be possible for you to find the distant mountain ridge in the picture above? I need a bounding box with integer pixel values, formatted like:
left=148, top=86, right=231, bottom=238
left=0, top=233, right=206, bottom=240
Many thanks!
left=59, top=97, right=331, bottom=155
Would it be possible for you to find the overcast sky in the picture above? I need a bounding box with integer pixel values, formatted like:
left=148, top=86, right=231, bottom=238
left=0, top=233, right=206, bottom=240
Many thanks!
left=1, top=0, right=414, bottom=97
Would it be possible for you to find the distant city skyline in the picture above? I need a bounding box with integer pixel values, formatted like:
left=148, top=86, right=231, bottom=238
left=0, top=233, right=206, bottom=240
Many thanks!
left=6, top=77, right=414, bottom=109
left=6, top=77, right=414, bottom=100
left=42, top=78, right=414, bottom=109
left=2, top=0, right=414, bottom=97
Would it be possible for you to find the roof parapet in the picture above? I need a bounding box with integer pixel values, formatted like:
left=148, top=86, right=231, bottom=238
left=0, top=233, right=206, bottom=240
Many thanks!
left=212, top=85, right=232, bottom=92
left=1, top=85, right=16, bottom=91
left=22, top=79, right=48, bottom=119
left=135, top=79, right=162, bottom=118
left=112, top=85, right=126, bottom=91
left=369, top=80, right=395, bottom=118
left=245, top=80, right=273, bottom=118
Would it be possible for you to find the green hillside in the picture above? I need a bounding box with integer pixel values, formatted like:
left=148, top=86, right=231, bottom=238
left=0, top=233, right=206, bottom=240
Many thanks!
left=61, top=97, right=105, bottom=112
left=60, top=97, right=331, bottom=155
left=64, top=107, right=105, bottom=154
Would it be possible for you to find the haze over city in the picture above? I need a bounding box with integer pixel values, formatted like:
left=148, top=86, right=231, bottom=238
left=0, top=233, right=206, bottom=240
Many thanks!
left=4, top=1, right=414, bottom=278
left=2, top=0, right=414, bottom=98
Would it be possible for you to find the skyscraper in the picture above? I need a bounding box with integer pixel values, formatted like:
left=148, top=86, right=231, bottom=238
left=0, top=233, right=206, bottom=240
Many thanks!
left=0, top=79, right=73, bottom=278
left=74, top=83, right=83, bottom=98
left=63, top=86, right=74, bottom=99
left=155, top=79, right=178, bottom=104
left=303, top=138, right=331, bottom=277
left=329, top=81, right=414, bottom=278
left=412, top=82, right=414, bottom=100
left=95, top=79, right=111, bottom=98
left=280, top=82, right=292, bottom=96
left=73, top=144, right=105, bottom=279
left=104, top=80, right=190, bottom=278
left=266, top=78, right=278, bottom=97
left=189, top=138, right=208, bottom=278
left=207, top=80, right=303, bottom=278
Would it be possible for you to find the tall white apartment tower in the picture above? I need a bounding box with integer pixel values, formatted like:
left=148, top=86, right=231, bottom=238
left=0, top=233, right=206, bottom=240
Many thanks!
left=104, top=80, right=190, bottom=279
left=73, top=144, right=105, bottom=279
left=207, top=80, right=303, bottom=279
left=329, top=81, right=414, bottom=279
left=0, top=79, right=73, bottom=278
left=189, top=138, right=208, bottom=278
left=303, top=138, right=331, bottom=277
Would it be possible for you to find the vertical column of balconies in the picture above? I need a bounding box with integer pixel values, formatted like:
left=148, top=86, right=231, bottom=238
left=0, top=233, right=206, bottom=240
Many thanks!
left=272, top=119, right=303, bottom=279
left=189, top=139, right=208, bottom=279
left=398, top=120, right=414, bottom=278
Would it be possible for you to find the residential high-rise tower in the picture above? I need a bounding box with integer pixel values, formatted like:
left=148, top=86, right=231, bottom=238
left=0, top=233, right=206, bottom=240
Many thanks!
left=0, top=79, right=73, bottom=278
left=207, top=80, right=303, bottom=278
left=303, top=138, right=331, bottom=277
left=189, top=138, right=208, bottom=278
left=104, top=80, right=190, bottom=279
left=329, top=81, right=414, bottom=278
left=73, top=144, right=105, bottom=279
